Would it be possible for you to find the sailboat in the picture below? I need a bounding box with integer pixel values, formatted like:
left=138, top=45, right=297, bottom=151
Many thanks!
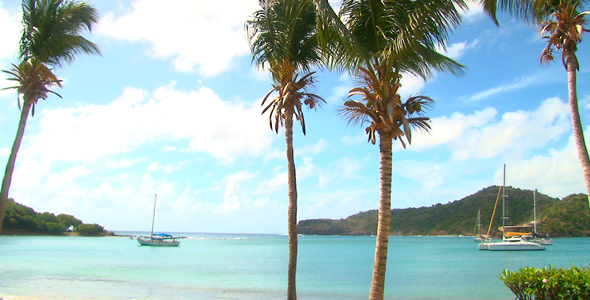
left=137, top=194, right=181, bottom=247
left=478, top=165, right=545, bottom=251
left=529, top=189, right=553, bottom=245
left=472, top=210, right=486, bottom=242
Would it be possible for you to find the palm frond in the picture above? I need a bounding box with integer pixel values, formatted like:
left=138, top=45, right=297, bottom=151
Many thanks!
left=20, top=0, right=101, bottom=67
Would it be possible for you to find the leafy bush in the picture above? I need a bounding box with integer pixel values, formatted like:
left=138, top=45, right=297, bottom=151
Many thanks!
left=46, top=222, right=67, bottom=235
left=2, top=199, right=106, bottom=236
left=56, top=214, right=83, bottom=228
left=74, top=223, right=105, bottom=236
left=501, top=265, right=590, bottom=299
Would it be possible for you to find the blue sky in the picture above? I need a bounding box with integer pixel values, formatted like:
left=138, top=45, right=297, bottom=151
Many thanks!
left=0, top=0, right=588, bottom=234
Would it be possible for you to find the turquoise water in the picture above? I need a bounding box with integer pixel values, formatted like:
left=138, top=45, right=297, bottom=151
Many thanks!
left=1, top=234, right=589, bottom=299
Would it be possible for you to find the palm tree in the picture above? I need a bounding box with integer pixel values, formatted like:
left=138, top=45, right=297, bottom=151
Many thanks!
left=0, top=0, right=101, bottom=233
left=330, top=0, right=467, bottom=299
left=246, top=1, right=325, bottom=299
left=480, top=0, right=590, bottom=211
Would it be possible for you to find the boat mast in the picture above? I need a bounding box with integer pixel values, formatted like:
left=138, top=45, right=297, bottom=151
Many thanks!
left=151, top=194, right=157, bottom=238
left=477, top=210, right=481, bottom=236
left=533, top=189, right=537, bottom=235
left=502, top=164, right=506, bottom=240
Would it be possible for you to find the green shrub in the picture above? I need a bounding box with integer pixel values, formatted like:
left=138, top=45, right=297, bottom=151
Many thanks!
left=74, top=223, right=104, bottom=236
left=501, top=265, right=590, bottom=299
left=46, top=222, right=67, bottom=235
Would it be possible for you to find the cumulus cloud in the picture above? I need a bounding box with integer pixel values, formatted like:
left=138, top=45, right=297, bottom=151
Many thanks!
left=407, top=97, right=571, bottom=161
left=462, top=71, right=560, bottom=102
left=0, top=3, right=20, bottom=61
left=0, top=3, right=21, bottom=98
left=22, top=83, right=274, bottom=164
left=508, top=135, right=584, bottom=198
left=97, top=0, right=260, bottom=76
left=441, top=39, right=480, bottom=60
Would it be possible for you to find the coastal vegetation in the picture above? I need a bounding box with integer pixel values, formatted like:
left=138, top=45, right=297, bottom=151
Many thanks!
left=0, top=0, right=101, bottom=234
left=501, top=265, right=590, bottom=299
left=298, top=186, right=590, bottom=237
left=1, top=198, right=110, bottom=236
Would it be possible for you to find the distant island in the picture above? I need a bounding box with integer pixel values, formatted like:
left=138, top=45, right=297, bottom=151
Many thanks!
left=1, top=198, right=112, bottom=236
left=298, top=186, right=590, bottom=238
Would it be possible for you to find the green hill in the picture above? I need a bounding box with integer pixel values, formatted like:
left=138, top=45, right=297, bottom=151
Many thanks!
left=1, top=198, right=110, bottom=236
left=298, top=186, right=590, bottom=237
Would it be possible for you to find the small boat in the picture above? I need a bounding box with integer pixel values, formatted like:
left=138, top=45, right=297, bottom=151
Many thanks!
left=479, top=165, right=545, bottom=251
left=137, top=194, right=182, bottom=247
left=528, top=189, right=553, bottom=245
left=472, top=210, right=489, bottom=243
left=138, top=233, right=180, bottom=246
left=484, top=238, right=546, bottom=251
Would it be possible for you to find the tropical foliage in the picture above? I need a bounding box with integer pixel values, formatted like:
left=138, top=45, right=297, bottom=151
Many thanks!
left=327, top=0, right=467, bottom=298
left=74, top=223, right=106, bottom=236
left=0, top=0, right=101, bottom=234
left=297, top=186, right=590, bottom=237
left=246, top=0, right=325, bottom=298
left=1, top=198, right=92, bottom=235
left=501, top=265, right=590, bottom=299
left=541, top=193, right=590, bottom=237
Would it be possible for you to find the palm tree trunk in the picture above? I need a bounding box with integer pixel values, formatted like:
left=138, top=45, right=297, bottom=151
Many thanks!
left=0, top=101, right=33, bottom=234
left=369, top=134, right=393, bottom=300
left=285, top=107, right=298, bottom=300
left=565, top=51, right=590, bottom=211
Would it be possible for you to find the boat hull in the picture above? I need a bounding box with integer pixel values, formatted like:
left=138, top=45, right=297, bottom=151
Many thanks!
left=137, top=237, right=180, bottom=247
left=480, top=241, right=545, bottom=251
left=531, top=238, right=553, bottom=245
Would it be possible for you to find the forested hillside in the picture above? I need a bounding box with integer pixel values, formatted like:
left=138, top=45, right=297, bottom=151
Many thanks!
left=1, top=199, right=110, bottom=236
left=298, top=186, right=589, bottom=237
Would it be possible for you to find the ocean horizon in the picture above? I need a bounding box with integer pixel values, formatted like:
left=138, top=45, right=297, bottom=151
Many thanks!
left=1, top=233, right=589, bottom=299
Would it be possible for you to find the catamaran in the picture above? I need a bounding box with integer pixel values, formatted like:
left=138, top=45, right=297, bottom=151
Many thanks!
left=478, top=165, right=545, bottom=251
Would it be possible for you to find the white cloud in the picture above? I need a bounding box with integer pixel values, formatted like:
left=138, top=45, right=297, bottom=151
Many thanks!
left=342, top=133, right=367, bottom=146
left=0, top=3, right=20, bottom=61
left=296, top=138, right=329, bottom=156
left=403, top=107, right=498, bottom=150
left=22, top=83, right=274, bottom=164
left=407, top=97, right=570, bottom=162
left=441, top=39, right=479, bottom=60
left=508, top=135, right=584, bottom=198
left=450, top=97, right=570, bottom=160
left=97, top=0, right=260, bottom=76
left=461, top=0, right=486, bottom=22
left=462, top=71, right=559, bottom=102
left=163, top=161, right=188, bottom=174
left=0, top=3, right=21, bottom=99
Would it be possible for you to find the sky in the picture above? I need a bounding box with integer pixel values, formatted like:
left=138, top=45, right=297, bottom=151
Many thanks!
left=0, top=0, right=588, bottom=234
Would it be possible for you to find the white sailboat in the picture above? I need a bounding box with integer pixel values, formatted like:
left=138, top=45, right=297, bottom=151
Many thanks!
left=137, top=194, right=181, bottom=247
left=529, top=189, right=553, bottom=245
left=478, top=165, right=545, bottom=251
left=472, top=210, right=486, bottom=242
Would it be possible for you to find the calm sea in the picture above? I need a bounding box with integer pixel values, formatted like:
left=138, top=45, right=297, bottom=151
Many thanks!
left=1, top=233, right=589, bottom=299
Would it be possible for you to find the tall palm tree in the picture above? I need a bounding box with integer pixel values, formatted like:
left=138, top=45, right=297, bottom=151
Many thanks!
left=246, top=1, right=325, bottom=299
left=0, top=0, right=101, bottom=233
left=330, top=0, right=467, bottom=299
left=480, top=0, right=590, bottom=210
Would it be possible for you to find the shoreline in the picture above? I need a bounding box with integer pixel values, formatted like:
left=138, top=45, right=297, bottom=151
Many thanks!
left=0, top=229, right=114, bottom=237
